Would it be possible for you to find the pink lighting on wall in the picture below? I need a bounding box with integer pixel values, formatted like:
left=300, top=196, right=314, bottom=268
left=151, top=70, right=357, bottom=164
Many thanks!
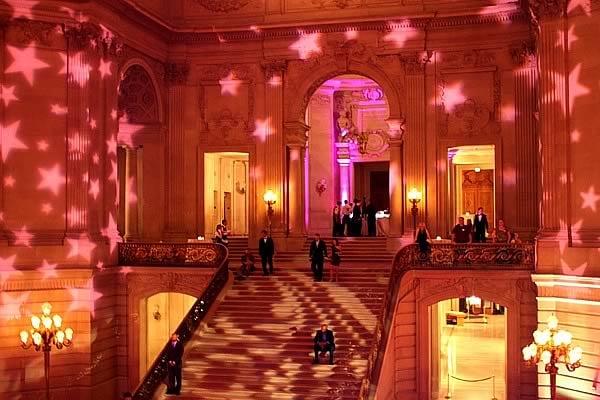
left=66, top=235, right=96, bottom=261
left=344, top=29, right=358, bottom=41
left=0, top=85, right=18, bottom=106
left=37, top=164, right=65, bottom=195
left=567, top=0, right=592, bottom=16
left=253, top=118, right=272, bottom=142
left=219, top=72, right=242, bottom=96
left=570, top=130, right=581, bottom=143
left=98, top=59, right=113, bottom=78
left=38, top=260, right=58, bottom=279
left=50, top=104, right=68, bottom=115
left=0, top=255, right=18, bottom=283
left=0, top=291, right=29, bottom=321
left=556, top=26, right=578, bottom=49
left=68, top=285, right=103, bottom=318
left=101, top=214, right=121, bottom=254
left=268, top=75, right=282, bottom=87
left=89, top=179, right=100, bottom=200
left=580, top=186, right=600, bottom=212
left=289, top=30, right=322, bottom=60
left=438, top=83, right=466, bottom=113
left=383, top=21, right=417, bottom=49
left=41, top=203, right=53, bottom=214
left=560, top=259, right=588, bottom=276
left=13, top=226, right=32, bottom=247
left=4, top=175, right=15, bottom=188
left=1, top=120, right=27, bottom=161
left=9, top=0, right=38, bottom=19
left=567, top=64, right=589, bottom=114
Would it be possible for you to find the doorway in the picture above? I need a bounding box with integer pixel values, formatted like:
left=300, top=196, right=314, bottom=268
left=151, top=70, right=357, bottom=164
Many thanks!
left=447, top=145, right=496, bottom=226
left=353, top=161, right=389, bottom=210
left=204, top=152, right=249, bottom=237
left=430, top=298, right=507, bottom=400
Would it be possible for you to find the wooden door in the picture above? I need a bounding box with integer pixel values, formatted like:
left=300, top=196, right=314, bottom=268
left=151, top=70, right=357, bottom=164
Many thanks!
left=462, top=169, right=494, bottom=223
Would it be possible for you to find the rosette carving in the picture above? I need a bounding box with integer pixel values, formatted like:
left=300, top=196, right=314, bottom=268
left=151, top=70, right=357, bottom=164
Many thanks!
left=194, top=0, right=250, bottom=12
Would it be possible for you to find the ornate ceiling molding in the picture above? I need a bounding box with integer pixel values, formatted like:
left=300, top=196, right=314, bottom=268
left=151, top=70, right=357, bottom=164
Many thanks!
left=193, top=0, right=251, bottom=13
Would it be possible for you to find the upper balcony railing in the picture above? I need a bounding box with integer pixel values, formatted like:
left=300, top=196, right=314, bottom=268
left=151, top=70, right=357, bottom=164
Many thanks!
left=358, top=242, right=535, bottom=400
left=118, top=241, right=228, bottom=267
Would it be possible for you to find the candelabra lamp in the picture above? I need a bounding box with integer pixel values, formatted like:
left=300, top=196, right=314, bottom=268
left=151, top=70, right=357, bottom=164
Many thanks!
left=522, top=315, right=582, bottom=400
left=19, top=302, right=74, bottom=400
left=407, top=187, right=422, bottom=236
left=263, top=189, right=277, bottom=236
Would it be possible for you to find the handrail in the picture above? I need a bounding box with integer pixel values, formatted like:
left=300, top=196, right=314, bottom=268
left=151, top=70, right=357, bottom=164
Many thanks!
left=358, top=242, right=535, bottom=400
left=118, top=242, right=228, bottom=267
left=130, top=243, right=230, bottom=400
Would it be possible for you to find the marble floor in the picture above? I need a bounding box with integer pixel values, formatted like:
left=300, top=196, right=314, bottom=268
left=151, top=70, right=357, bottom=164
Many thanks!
left=436, top=313, right=507, bottom=400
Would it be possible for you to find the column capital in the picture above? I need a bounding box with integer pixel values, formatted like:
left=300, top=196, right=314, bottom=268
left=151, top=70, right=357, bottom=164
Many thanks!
left=528, top=0, right=567, bottom=23
left=284, top=120, right=309, bottom=147
left=62, top=21, right=123, bottom=55
left=386, top=117, right=405, bottom=143
left=164, top=62, right=190, bottom=86
left=261, top=59, right=287, bottom=80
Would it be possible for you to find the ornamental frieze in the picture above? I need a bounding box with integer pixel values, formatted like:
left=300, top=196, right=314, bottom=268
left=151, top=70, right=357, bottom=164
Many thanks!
left=193, top=0, right=251, bottom=13
left=442, top=49, right=496, bottom=69
left=7, top=19, right=61, bottom=47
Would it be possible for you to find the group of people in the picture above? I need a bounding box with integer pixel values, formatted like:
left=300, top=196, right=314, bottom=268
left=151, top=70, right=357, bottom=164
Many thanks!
left=332, top=196, right=377, bottom=237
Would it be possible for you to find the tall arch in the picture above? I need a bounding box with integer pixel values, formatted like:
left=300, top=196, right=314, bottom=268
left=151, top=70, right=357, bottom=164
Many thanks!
left=118, top=59, right=164, bottom=124
left=285, top=60, right=403, bottom=125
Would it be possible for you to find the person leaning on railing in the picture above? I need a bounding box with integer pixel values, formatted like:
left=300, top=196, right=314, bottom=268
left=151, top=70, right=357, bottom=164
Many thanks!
left=415, top=222, right=431, bottom=253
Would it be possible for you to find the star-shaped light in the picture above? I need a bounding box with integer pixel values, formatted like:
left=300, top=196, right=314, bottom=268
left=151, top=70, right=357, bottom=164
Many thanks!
left=11, top=1, right=38, bottom=19
left=89, top=118, right=97, bottom=129
left=580, top=185, right=600, bottom=212
left=0, top=291, right=29, bottom=321
left=108, top=160, right=118, bottom=182
left=267, top=75, right=282, bottom=87
left=560, top=259, right=587, bottom=276
left=13, top=226, right=32, bottom=247
left=289, top=31, right=322, bottom=60
left=219, top=72, right=242, bottom=96
left=345, top=29, right=358, bottom=41
left=96, top=261, right=104, bottom=270
left=0, top=255, right=19, bottom=283
left=38, top=164, right=65, bottom=195
left=119, top=267, right=133, bottom=275
left=58, top=52, right=68, bottom=75
left=106, top=136, right=117, bottom=156
left=38, top=259, right=58, bottom=279
left=252, top=118, right=272, bottom=143
left=556, top=26, right=578, bottom=50
left=68, top=285, right=103, bottom=317
left=1, top=121, right=27, bottom=161
left=383, top=21, right=418, bottom=49
left=4, top=175, right=15, bottom=188
left=89, top=179, right=100, bottom=200
left=101, top=213, right=121, bottom=254
left=37, top=140, right=49, bottom=151
left=41, top=203, right=53, bottom=214
left=66, top=235, right=96, bottom=261
left=1, top=85, right=18, bottom=106
left=567, top=64, right=590, bottom=113
left=50, top=104, right=68, bottom=115
left=438, top=83, right=466, bottom=113
left=567, top=0, right=591, bottom=16
left=570, top=130, right=581, bottom=143
left=92, top=153, right=100, bottom=164
left=5, top=44, right=50, bottom=86
left=98, top=59, right=113, bottom=78
left=68, top=52, right=92, bottom=87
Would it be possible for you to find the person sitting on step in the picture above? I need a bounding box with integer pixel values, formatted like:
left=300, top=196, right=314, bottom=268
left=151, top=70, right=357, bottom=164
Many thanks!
left=237, top=249, right=255, bottom=280
left=313, top=323, right=335, bottom=365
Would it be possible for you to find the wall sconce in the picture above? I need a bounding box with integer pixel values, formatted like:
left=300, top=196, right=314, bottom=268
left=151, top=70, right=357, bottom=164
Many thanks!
left=153, top=305, right=161, bottom=321
left=263, top=189, right=276, bottom=235
left=407, top=187, right=422, bottom=235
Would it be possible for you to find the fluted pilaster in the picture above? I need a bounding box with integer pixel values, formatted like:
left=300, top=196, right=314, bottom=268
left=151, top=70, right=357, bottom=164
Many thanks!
left=387, top=119, right=405, bottom=238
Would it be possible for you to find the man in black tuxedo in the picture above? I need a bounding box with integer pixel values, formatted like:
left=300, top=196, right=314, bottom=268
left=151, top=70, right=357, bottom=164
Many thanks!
left=313, top=323, right=335, bottom=365
left=258, top=230, right=275, bottom=275
left=351, top=199, right=362, bottom=236
left=366, top=200, right=377, bottom=237
left=473, top=207, right=489, bottom=243
left=166, top=333, right=183, bottom=395
left=309, top=233, right=327, bottom=281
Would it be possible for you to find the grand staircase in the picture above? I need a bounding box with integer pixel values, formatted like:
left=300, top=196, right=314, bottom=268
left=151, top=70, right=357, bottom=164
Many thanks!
left=157, top=260, right=391, bottom=400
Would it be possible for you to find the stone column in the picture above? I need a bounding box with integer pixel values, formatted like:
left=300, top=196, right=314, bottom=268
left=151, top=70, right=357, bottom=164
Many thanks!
left=164, top=63, right=190, bottom=241
left=125, top=147, right=139, bottom=240
left=262, top=61, right=287, bottom=235
left=285, top=121, right=309, bottom=238
left=387, top=119, right=405, bottom=247
left=335, top=142, right=351, bottom=202
left=530, top=3, right=569, bottom=238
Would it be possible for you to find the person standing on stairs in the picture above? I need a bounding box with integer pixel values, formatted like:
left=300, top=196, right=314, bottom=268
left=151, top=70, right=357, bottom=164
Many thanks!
left=313, top=323, right=335, bottom=365
left=166, top=333, right=184, bottom=395
left=329, top=238, right=341, bottom=282
left=258, top=230, right=275, bottom=276
left=309, top=233, right=328, bottom=282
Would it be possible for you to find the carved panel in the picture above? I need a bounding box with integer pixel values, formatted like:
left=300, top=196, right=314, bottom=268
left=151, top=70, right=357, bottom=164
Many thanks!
left=206, top=108, right=250, bottom=145
left=448, top=99, right=499, bottom=136
left=442, top=50, right=496, bottom=69
left=118, top=65, right=160, bottom=124
left=118, top=242, right=228, bottom=267
left=7, top=20, right=62, bottom=47
left=193, top=0, right=252, bottom=12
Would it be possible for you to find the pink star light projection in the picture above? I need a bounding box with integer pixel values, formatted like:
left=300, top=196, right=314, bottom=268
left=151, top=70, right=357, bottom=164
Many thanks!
left=439, top=83, right=466, bottom=113
left=36, top=140, right=49, bottom=151
left=101, top=214, right=120, bottom=254
left=0, top=85, right=18, bottom=106
left=50, top=104, right=68, bottom=115
left=13, top=226, right=32, bottom=247
left=567, top=64, right=590, bottom=113
left=98, top=59, right=113, bottom=78
left=567, top=0, right=592, bottom=16
left=556, top=26, right=578, bottom=49
left=4, top=175, right=15, bottom=188
left=383, top=21, right=418, bottom=49
left=344, top=29, right=358, bottom=41
left=1, top=121, right=27, bottom=161
left=68, top=285, right=103, bottom=318
left=0, top=255, right=19, bottom=283
left=289, top=31, right=322, bottom=60
left=89, top=179, right=100, bottom=200
left=108, top=160, right=118, bottom=182
left=66, top=235, right=97, bottom=261
left=570, top=130, right=581, bottom=143
left=0, top=291, right=29, bottom=321
left=560, top=259, right=587, bottom=276
left=253, top=118, right=272, bottom=143
left=41, top=203, right=53, bottom=214
left=5, top=44, right=50, bottom=86
left=219, top=72, right=242, bottom=96
left=580, top=186, right=600, bottom=212
left=10, top=1, right=38, bottom=19
left=37, top=260, right=58, bottom=279
left=38, top=164, right=65, bottom=195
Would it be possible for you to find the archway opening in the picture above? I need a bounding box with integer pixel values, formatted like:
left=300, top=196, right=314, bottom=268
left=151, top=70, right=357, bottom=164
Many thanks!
left=430, top=297, right=507, bottom=400
left=305, top=74, right=391, bottom=236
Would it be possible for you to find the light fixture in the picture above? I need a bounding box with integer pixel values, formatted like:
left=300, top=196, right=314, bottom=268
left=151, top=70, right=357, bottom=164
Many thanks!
left=474, top=167, right=481, bottom=173
left=263, top=189, right=277, bottom=235
left=20, top=302, right=74, bottom=400
left=523, top=315, right=582, bottom=400
left=407, top=187, right=422, bottom=236
left=153, top=305, right=162, bottom=321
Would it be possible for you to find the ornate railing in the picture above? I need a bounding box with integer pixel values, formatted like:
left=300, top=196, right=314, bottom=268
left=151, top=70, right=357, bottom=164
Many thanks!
left=132, top=257, right=230, bottom=400
left=358, top=243, right=535, bottom=399
left=118, top=242, right=228, bottom=267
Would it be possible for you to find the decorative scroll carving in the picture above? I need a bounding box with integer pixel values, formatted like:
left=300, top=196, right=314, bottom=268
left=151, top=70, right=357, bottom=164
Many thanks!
left=528, top=0, right=567, bottom=22
left=194, top=0, right=251, bottom=12
left=118, top=65, right=160, bottom=124
left=206, top=108, right=249, bottom=145
left=440, top=98, right=500, bottom=137
left=311, top=0, right=357, bottom=8
left=400, top=52, right=428, bottom=75
left=9, top=20, right=59, bottom=47
left=133, top=263, right=229, bottom=400
left=118, top=242, right=228, bottom=267
left=358, top=243, right=535, bottom=400
left=164, top=62, right=190, bottom=85
left=443, top=50, right=496, bottom=68
left=510, top=41, right=537, bottom=68
left=62, top=22, right=122, bottom=54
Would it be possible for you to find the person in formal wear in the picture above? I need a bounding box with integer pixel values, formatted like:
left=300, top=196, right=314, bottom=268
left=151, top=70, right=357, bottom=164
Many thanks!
left=473, top=207, right=489, bottom=242
left=451, top=217, right=471, bottom=244
left=309, top=233, right=328, bottom=282
left=166, top=333, right=183, bottom=395
left=213, top=224, right=224, bottom=245
left=258, top=230, right=275, bottom=276
left=366, top=200, right=377, bottom=237
left=491, top=219, right=511, bottom=243
left=332, top=201, right=342, bottom=237
left=341, top=200, right=352, bottom=236
left=237, top=249, right=255, bottom=280
left=220, top=219, right=229, bottom=246
left=329, top=239, right=341, bottom=282
left=466, top=219, right=474, bottom=242
left=351, top=199, right=362, bottom=236
left=313, top=323, right=335, bottom=365
left=415, top=222, right=431, bottom=253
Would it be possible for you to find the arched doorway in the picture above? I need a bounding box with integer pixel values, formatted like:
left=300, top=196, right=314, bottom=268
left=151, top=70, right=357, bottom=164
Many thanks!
left=305, top=74, right=392, bottom=236
left=430, top=297, right=507, bottom=400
